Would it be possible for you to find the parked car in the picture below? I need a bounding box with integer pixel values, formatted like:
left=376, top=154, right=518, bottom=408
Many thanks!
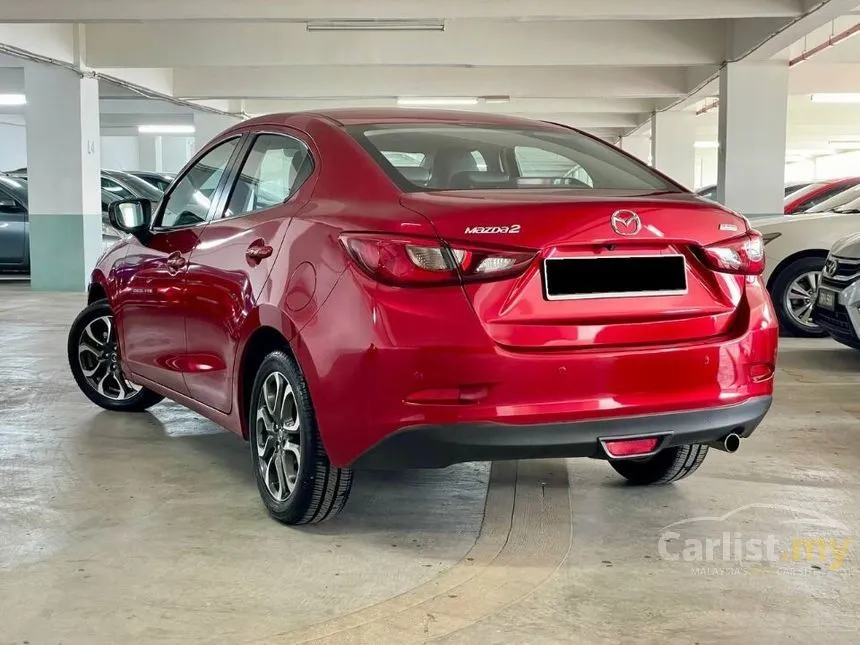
left=697, top=182, right=811, bottom=204
left=127, top=171, right=176, bottom=192
left=753, top=208, right=860, bottom=336
left=0, top=174, right=131, bottom=273
left=696, top=179, right=860, bottom=214
left=100, top=169, right=165, bottom=203
left=811, top=232, right=860, bottom=349
left=784, top=177, right=860, bottom=214
left=7, top=167, right=164, bottom=204
left=67, top=109, right=777, bottom=525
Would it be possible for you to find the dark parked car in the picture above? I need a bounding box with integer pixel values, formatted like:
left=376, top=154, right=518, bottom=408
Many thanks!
left=127, top=171, right=176, bottom=192
left=0, top=174, right=149, bottom=274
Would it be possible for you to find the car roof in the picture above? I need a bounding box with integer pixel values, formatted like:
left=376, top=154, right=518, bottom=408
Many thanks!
left=238, top=108, right=569, bottom=130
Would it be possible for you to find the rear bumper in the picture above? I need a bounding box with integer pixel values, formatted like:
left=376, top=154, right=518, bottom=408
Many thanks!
left=352, top=395, right=772, bottom=469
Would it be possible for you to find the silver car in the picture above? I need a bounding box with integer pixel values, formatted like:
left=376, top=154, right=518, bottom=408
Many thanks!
left=813, top=231, right=860, bottom=349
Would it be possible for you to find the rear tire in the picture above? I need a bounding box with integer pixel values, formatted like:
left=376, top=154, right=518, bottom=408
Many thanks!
left=249, top=350, right=353, bottom=525
left=67, top=300, right=164, bottom=412
left=770, top=256, right=828, bottom=338
left=609, top=444, right=709, bottom=485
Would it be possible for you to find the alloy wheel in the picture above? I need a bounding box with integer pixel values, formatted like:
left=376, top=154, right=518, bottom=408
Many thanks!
left=784, top=270, right=822, bottom=330
left=77, top=315, right=141, bottom=401
left=255, top=371, right=302, bottom=502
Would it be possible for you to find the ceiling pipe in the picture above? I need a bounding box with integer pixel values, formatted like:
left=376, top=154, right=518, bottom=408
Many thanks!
left=789, top=22, right=860, bottom=67
left=0, top=42, right=243, bottom=118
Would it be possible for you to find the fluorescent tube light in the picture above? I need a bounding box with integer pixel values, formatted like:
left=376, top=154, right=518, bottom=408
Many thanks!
left=307, top=19, right=445, bottom=31
left=396, top=97, right=479, bottom=106
left=694, top=141, right=719, bottom=149
left=138, top=124, right=195, bottom=134
left=810, top=93, right=860, bottom=103
left=0, top=94, right=26, bottom=106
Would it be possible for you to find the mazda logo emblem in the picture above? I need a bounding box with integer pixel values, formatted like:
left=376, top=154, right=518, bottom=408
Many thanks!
left=610, top=210, right=642, bottom=236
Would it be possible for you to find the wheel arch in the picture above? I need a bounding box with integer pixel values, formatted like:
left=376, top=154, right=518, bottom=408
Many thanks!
left=237, top=325, right=293, bottom=440
left=766, top=249, right=829, bottom=291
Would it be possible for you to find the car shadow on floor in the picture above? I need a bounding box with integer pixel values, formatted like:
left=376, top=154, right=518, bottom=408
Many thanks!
left=85, top=406, right=492, bottom=537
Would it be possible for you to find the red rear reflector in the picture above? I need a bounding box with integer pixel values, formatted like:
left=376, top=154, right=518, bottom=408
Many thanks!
left=749, top=362, right=774, bottom=383
left=603, top=437, right=660, bottom=458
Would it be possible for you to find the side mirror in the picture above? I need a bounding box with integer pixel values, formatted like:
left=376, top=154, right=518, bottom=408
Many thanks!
left=108, top=198, right=152, bottom=237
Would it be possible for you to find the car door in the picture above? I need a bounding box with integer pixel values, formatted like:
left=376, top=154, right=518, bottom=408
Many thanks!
left=0, top=182, right=28, bottom=269
left=183, top=130, right=316, bottom=413
left=113, top=136, right=244, bottom=394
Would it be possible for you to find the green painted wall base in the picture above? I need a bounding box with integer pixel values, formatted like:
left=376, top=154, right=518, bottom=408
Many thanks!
left=28, top=213, right=103, bottom=292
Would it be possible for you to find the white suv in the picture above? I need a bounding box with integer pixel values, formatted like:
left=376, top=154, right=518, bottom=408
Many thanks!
left=813, top=231, right=860, bottom=349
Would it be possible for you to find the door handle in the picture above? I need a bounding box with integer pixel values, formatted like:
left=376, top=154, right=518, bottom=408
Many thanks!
left=246, top=241, right=273, bottom=261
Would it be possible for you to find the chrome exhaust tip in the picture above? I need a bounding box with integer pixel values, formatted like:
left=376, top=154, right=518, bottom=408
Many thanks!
left=710, top=432, right=741, bottom=453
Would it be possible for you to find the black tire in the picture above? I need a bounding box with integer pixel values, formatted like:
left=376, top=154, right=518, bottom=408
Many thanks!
left=249, top=350, right=353, bottom=525
left=609, top=444, right=709, bottom=485
left=67, top=300, right=164, bottom=412
left=770, top=256, right=828, bottom=338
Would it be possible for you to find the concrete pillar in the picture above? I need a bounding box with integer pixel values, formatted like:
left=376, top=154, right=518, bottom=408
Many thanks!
left=620, top=135, right=651, bottom=164
left=193, top=112, right=240, bottom=153
left=651, top=111, right=696, bottom=189
left=717, top=61, right=789, bottom=215
left=138, top=134, right=162, bottom=172
left=160, top=137, right=192, bottom=173
left=25, top=63, right=102, bottom=291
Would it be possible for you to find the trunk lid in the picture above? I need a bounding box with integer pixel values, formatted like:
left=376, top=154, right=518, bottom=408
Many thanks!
left=401, top=189, right=750, bottom=350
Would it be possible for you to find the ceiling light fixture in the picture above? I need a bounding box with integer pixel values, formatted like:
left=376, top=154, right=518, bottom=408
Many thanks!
left=396, top=97, right=479, bottom=106
left=810, top=93, right=860, bottom=103
left=138, top=124, right=195, bottom=134
left=307, top=19, right=445, bottom=31
left=694, top=141, right=719, bottom=149
left=0, top=94, right=26, bottom=106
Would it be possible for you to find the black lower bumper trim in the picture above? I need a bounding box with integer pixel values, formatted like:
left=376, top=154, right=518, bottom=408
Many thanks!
left=350, top=396, right=772, bottom=469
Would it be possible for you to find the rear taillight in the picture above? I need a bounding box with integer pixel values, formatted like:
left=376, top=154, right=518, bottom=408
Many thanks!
left=699, top=231, right=765, bottom=275
left=339, top=233, right=535, bottom=286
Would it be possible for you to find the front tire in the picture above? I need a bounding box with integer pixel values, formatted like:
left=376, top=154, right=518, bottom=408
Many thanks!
left=609, top=444, right=709, bottom=485
left=249, top=350, right=353, bottom=525
left=67, top=300, right=164, bottom=412
left=771, top=256, right=828, bottom=337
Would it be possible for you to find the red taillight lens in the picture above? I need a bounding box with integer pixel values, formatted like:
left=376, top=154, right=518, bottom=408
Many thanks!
left=700, top=231, right=765, bottom=275
left=339, top=234, right=535, bottom=286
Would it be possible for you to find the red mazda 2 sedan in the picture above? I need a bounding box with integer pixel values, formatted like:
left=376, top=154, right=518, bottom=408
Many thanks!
left=68, top=109, right=777, bottom=524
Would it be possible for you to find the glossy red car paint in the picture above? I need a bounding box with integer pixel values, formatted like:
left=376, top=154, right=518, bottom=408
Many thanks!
left=90, top=109, right=778, bottom=468
left=784, top=177, right=860, bottom=214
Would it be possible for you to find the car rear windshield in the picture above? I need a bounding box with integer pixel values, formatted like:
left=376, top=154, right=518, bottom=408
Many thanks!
left=347, top=123, right=680, bottom=193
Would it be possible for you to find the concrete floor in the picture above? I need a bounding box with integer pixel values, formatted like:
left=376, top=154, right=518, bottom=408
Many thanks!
left=2, top=282, right=860, bottom=644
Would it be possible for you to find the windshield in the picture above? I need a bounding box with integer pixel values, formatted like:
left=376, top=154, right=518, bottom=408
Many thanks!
left=805, top=183, right=860, bottom=213
left=348, top=124, right=680, bottom=192
left=0, top=175, right=28, bottom=206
